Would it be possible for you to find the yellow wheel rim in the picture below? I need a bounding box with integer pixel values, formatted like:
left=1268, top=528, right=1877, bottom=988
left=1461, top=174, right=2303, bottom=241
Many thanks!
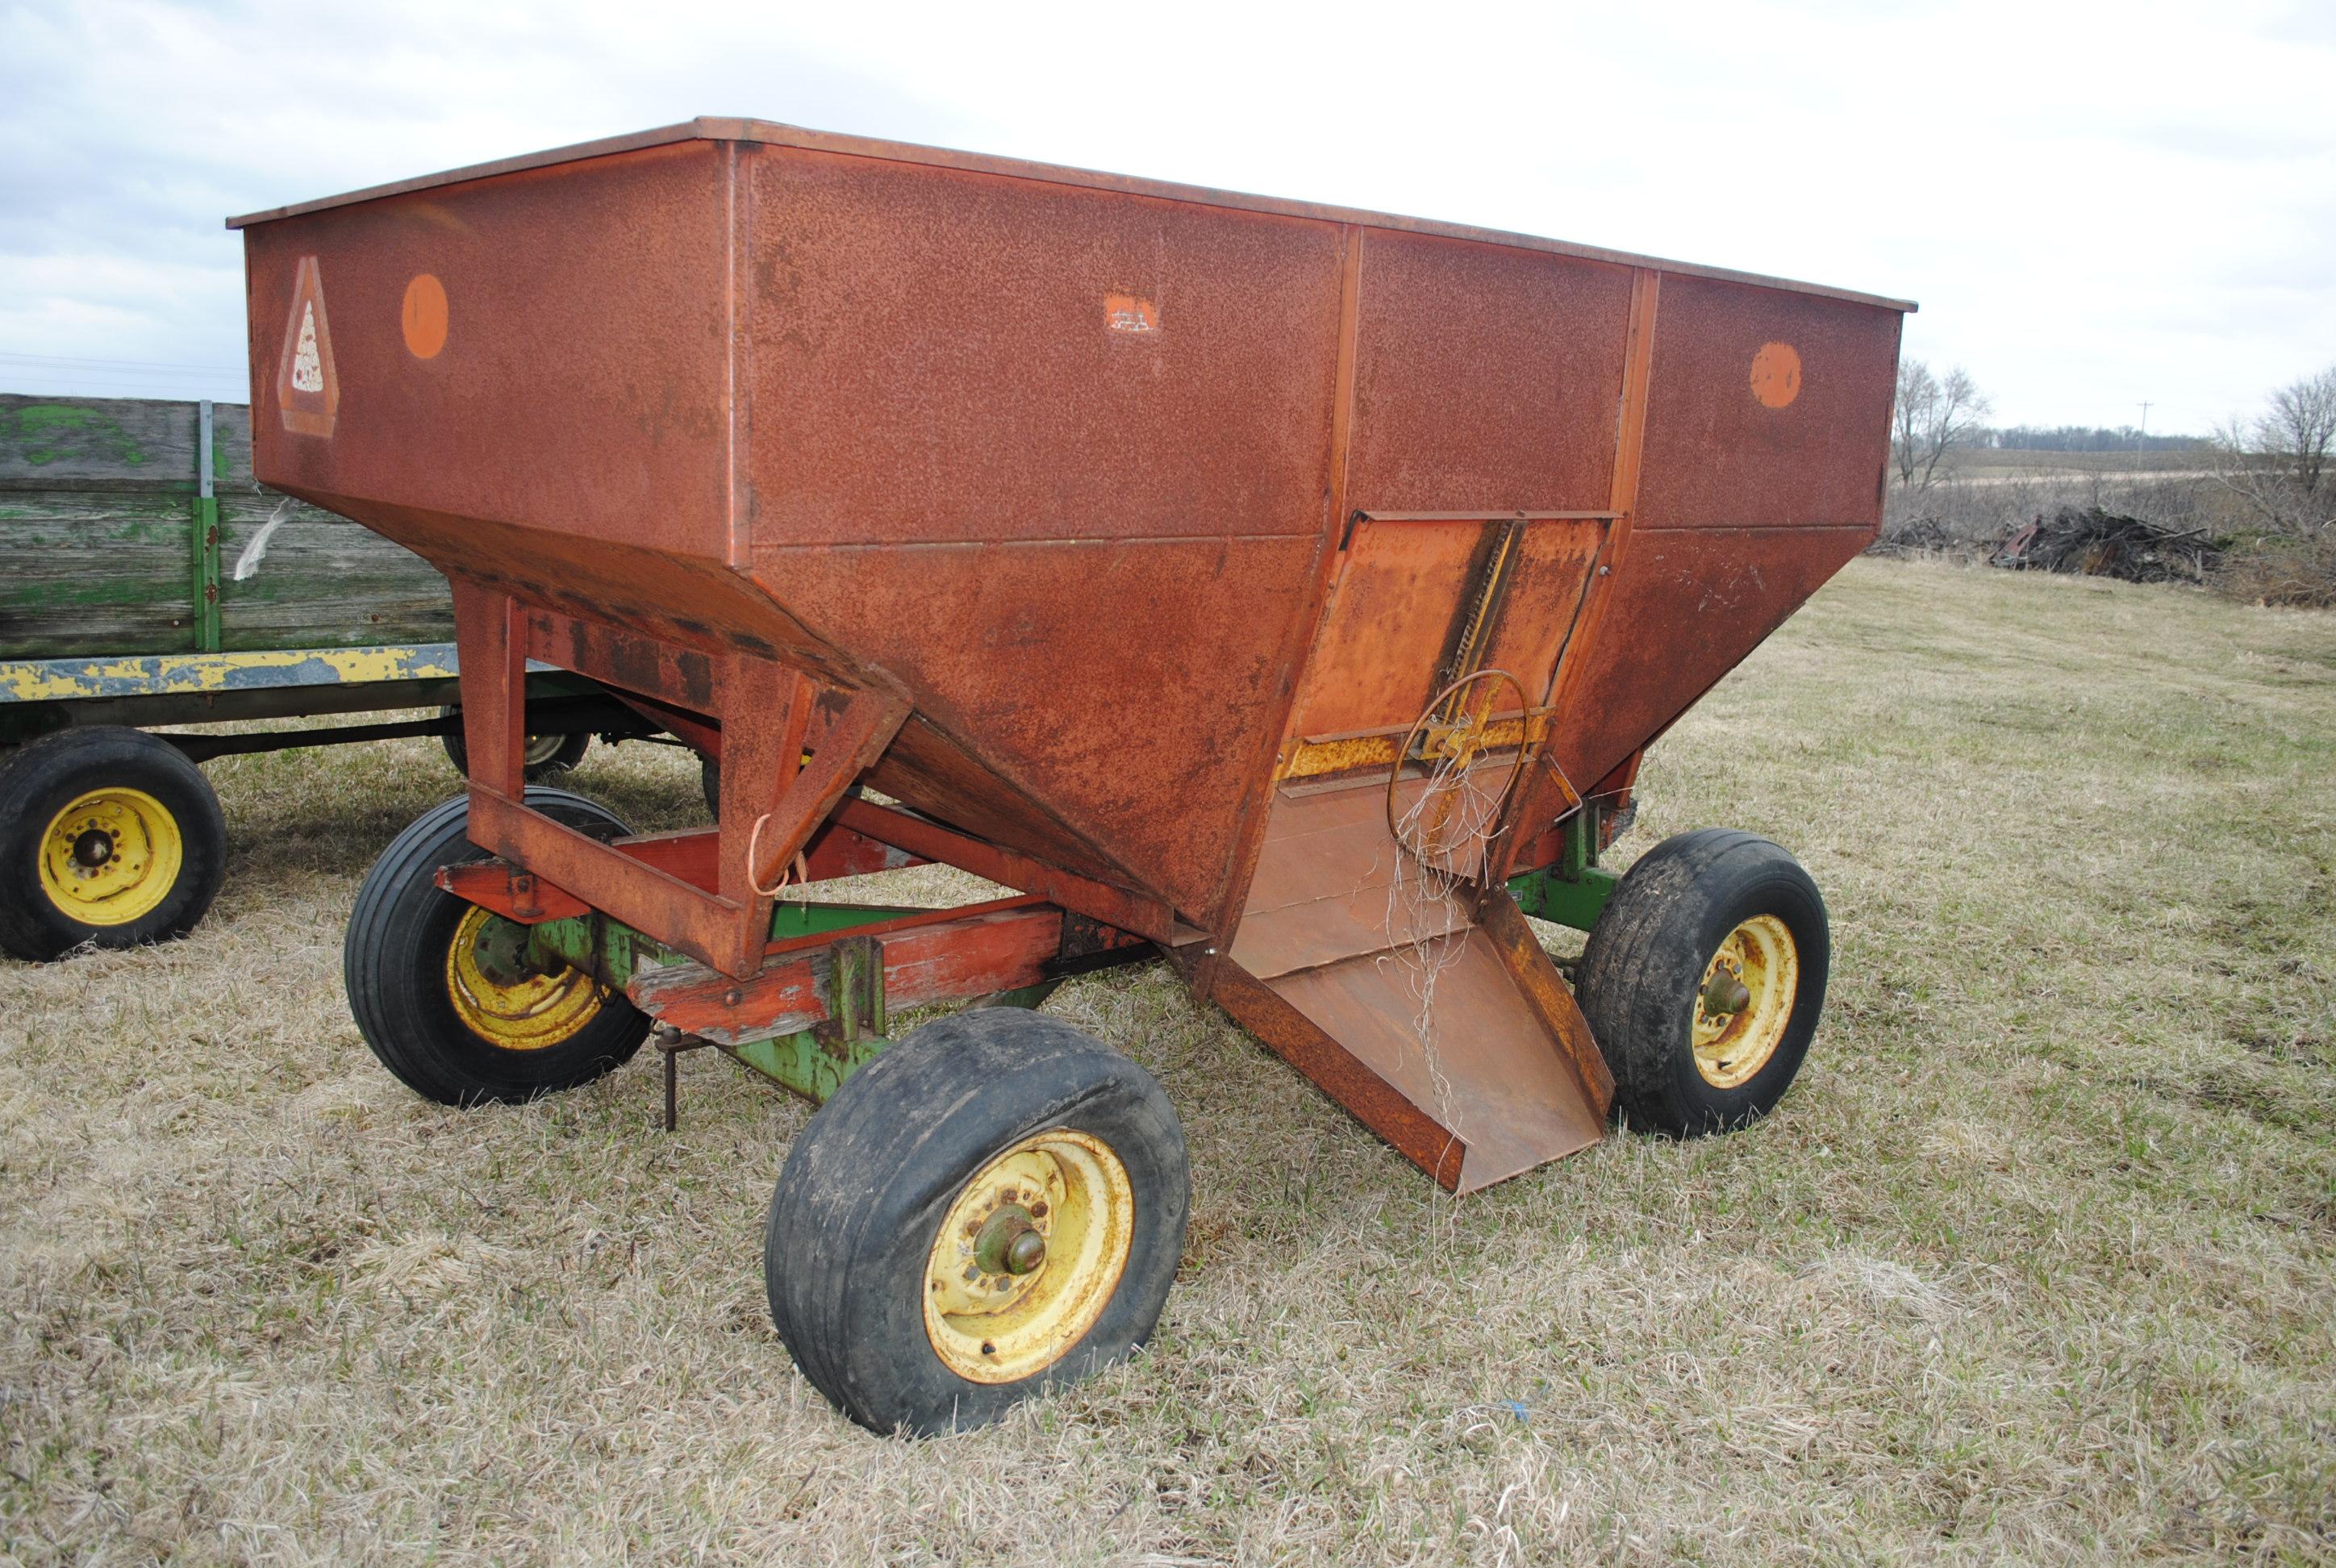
left=923, top=1129, right=1135, bottom=1385
left=444, top=903, right=608, bottom=1051
left=1692, top=914, right=1799, bottom=1089
left=38, top=788, right=183, bottom=927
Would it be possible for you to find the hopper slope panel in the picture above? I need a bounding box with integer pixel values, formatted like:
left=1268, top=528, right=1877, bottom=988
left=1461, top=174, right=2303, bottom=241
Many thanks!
left=767, top=534, right=1323, bottom=925
left=247, top=140, right=736, bottom=571
left=742, top=145, right=1346, bottom=551
left=1344, top=230, right=1634, bottom=514
left=294, top=500, right=837, bottom=673
left=1550, top=523, right=1871, bottom=789
left=1635, top=274, right=1900, bottom=532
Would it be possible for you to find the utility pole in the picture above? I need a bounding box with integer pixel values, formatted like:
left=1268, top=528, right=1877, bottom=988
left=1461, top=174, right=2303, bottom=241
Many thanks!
left=2134, top=401, right=2151, bottom=471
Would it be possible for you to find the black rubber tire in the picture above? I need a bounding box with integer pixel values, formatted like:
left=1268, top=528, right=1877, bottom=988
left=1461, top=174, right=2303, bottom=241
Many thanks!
left=344, top=787, right=649, bottom=1106
left=0, top=727, right=227, bottom=961
left=440, top=708, right=590, bottom=782
left=1577, top=828, right=1829, bottom=1138
left=699, top=754, right=720, bottom=819
left=765, top=1009, right=1190, bottom=1436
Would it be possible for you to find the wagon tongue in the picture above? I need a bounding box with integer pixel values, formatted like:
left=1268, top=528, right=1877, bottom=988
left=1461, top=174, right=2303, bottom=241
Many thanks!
left=1214, top=782, right=1609, bottom=1194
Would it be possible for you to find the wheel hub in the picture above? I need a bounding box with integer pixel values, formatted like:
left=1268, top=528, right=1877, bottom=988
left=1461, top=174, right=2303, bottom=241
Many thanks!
left=1691, top=915, right=1799, bottom=1089
left=38, top=787, right=181, bottom=926
left=444, top=903, right=609, bottom=1051
left=973, top=1205, right=1049, bottom=1277
left=923, top=1130, right=1134, bottom=1383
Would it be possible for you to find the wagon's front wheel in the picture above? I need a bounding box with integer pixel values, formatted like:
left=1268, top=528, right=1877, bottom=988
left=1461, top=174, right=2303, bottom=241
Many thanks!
left=765, top=1009, right=1189, bottom=1436
left=1577, top=828, right=1830, bottom=1137
left=344, top=788, right=649, bottom=1105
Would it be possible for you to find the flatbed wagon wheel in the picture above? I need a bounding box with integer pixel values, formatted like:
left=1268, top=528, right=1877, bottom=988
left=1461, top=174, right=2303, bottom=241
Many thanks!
left=440, top=707, right=590, bottom=782
left=0, top=727, right=228, bottom=962
left=765, top=1009, right=1189, bottom=1436
left=1576, top=828, right=1830, bottom=1137
left=344, top=787, right=649, bottom=1105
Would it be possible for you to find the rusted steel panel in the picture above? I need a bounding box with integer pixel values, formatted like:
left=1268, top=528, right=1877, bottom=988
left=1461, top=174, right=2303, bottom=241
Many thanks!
left=243, top=140, right=736, bottom=567
left=789, top=535, right=1323, bottom=927
left=1543, top=523, right=1876, bottom=795
left=1224, top=778, right=1605, bottom=1190
left=1633, top=274, right=1901, bottom=533
left=1343, top=231, right=1633, bottom=515
left=741, top=147, right=1344, bottom=551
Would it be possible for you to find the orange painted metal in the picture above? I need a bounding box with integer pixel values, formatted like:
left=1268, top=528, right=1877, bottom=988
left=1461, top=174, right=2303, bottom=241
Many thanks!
left=235, top=122, right=1908, bottom=1191
left=628, top=897, right=1135, bottom=1047
left=435, top=818, right=927, bottom=926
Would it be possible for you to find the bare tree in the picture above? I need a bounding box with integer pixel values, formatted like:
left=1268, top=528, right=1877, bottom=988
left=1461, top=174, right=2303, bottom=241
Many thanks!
left=2210, top=364, right=2336, bottom=536
left=2259, top=365, right=2336, bottom=494
left=1892, top=358, right=1992, bottom=489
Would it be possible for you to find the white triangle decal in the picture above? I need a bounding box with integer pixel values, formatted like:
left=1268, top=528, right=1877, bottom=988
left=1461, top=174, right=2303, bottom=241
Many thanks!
left=290, top=303, right=324, bottom=393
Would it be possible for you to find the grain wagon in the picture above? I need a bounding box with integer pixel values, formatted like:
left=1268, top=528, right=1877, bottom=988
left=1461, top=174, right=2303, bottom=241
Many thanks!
left=231, top=119, right=1910, bottom=1434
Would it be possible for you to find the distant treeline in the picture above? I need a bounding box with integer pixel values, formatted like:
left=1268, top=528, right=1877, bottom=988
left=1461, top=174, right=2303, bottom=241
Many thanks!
left=1975, top=425, right=2207, bottom=452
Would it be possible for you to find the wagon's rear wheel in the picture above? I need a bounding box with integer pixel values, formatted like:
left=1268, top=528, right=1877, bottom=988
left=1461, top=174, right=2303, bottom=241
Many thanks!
left=440, top=707, right=590, bottom=782
left=1576, top=828, right=1829, bottom=1136
left=344, top=788, right=649, bottom=1105
left=765, top=1009, right=1189, bottom=1436
left=0, top=727, right=227, bottom=961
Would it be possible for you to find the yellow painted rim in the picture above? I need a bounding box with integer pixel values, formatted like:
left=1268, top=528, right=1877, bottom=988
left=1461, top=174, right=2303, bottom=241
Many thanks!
left=38, top=787, right=183, bottom=927
left=1692, top=914, right=1799, bottom=1089
left=923, top=1128, right=1135, bottom=1384
left=443, top=903, right=607, bottom=1051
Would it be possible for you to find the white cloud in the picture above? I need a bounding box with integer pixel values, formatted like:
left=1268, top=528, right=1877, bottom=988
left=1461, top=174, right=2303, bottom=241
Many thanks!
left=2, top=0, right=2330, bottom=429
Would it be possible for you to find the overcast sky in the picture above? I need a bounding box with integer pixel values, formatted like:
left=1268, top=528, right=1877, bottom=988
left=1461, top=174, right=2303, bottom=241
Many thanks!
left=4, top=0, right=2331, bottom=436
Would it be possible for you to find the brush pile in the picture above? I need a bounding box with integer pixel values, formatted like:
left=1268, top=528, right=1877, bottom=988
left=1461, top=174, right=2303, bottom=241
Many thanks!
left=1990, top=507, right=2221, bottom=584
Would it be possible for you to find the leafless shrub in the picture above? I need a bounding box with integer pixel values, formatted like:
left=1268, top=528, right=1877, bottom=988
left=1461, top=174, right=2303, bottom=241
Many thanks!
left=2216, top=532, right=2336, bottom=609
left=2205, top=365, right=2336, bottom=607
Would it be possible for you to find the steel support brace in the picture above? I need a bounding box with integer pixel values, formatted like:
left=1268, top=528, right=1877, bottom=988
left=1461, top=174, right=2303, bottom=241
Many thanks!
left=1507, top=807, right=1617, bottom=932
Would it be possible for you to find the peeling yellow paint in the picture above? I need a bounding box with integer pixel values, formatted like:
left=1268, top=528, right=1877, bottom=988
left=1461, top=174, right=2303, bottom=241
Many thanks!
left=1280, top=712, right=1548, bottom=782
left=0, top=644, right=462, bottom=704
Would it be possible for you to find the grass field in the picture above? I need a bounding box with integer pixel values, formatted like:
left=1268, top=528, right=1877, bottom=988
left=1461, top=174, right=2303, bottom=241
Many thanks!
left=3, top=558, right=2332, bottom=1563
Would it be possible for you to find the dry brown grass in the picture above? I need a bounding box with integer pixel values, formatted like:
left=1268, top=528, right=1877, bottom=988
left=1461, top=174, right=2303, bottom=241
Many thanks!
left=4, top=559, right=2333, bottom=1563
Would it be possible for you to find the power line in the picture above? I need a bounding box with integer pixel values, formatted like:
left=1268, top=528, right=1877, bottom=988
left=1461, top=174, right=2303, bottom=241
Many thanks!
left=0, top=351, right=243, bottom=375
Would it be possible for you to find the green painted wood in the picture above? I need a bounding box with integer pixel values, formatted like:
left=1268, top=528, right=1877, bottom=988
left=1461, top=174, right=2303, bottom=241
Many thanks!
left=0, top=396, right=194, bottom=489
left=191, top=402, right=222, bottom=653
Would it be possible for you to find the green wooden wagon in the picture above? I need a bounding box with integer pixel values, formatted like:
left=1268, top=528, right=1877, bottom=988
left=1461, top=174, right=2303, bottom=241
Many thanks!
left=0, top=394, right=648, bottom=961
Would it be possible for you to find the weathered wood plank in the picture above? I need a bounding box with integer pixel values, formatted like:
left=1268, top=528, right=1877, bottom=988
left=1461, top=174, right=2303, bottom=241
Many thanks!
left=0, top=493, right=198, bottom=657
left=0, top=394, right=456, bottom=658
left=215, top=494, right=453, bottom=648
left=0, top=395, right=198, bottom=488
